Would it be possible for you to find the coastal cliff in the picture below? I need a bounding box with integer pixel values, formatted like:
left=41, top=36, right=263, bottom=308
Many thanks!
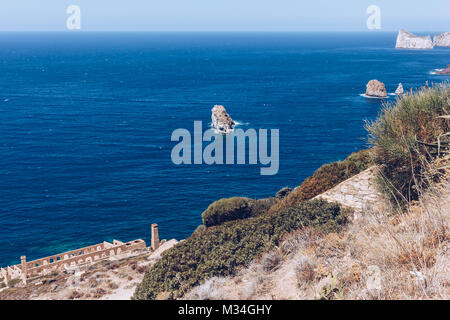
left=183, top=85, right=450, bottom=300
left=1, top=86, right=448, bottom=301
left=395, top=29, right=433, bottom=49
left=134, top=84, right=449, bottom=301
left=433, top=32, right=450, bottom=47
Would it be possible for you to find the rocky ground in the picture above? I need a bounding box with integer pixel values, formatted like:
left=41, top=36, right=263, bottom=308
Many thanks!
left=0, top=239, right=178, bottom=300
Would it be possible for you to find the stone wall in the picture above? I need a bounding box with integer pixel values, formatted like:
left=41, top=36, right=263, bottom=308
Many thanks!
left=1, top=239, right=146, bottom=286
left=314, top=166, right=387, bottom=214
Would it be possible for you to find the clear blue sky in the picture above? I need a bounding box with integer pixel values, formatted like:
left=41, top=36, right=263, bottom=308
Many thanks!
left=0, top=0, right=448, bottom=32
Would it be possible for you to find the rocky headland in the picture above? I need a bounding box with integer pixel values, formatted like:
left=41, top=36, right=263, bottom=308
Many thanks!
left=395, top=29, right=434, bottom=49
left=211, top=105, right=235, bottom=134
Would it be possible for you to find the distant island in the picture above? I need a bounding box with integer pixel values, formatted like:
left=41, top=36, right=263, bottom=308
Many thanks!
left=396, top=29, right=450, bottom=49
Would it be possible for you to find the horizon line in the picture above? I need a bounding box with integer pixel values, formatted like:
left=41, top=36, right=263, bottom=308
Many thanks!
left=0, top=29, right=446, bottom=33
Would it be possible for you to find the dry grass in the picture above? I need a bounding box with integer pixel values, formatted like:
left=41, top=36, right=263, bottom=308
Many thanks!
left=347, top=178, right=449, bottom=299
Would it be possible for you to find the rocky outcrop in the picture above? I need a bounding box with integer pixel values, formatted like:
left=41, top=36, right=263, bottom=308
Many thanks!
left=395, top=83, right=404, bottom=96
left=395, top=29, right=433, bottom=49
left=433, top=32, right=450, bottom=47
left=365, top=80, right=387, bottom=98
left=211, top=105, right=235, bottom=134
left=437, top=65, right=450, bottom=75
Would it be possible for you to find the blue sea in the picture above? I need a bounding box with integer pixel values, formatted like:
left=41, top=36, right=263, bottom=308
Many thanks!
left=0, top=32, right=449, bottom=267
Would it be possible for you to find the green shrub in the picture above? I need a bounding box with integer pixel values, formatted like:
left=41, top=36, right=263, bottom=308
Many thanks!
left=134, top=199, right=348, bottom=300
left=366, top=84, right=450, bottom=204
left=193, top=224, right=206, bottom=235
left=201, top=197, right=277, bottom=227
left=269, top=149, right=372, bottom=215
left=201, top=197, right=254, bottom=227
left=250, top=197, right=278, bottom=216
left=276, top=187, right=292, bottom=199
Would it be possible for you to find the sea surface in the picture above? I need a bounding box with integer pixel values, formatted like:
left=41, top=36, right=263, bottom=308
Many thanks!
left=0, top=32, right=449, bottom=267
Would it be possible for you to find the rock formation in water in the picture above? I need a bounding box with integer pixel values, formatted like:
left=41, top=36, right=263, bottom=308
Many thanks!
left=395, top=83, right=404, bottom=96
left=211, top=105, right=235, bottom=134
left=395, top=29, right=433, bottom=49
left=437, top=65, right=450, bottom=75
left=433, top=32, right=450, bottom=47
left=365, top=80, right=387, bottom=98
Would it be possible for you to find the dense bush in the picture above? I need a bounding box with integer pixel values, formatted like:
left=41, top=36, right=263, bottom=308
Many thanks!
left=250, top=197, right=277, bottom=216
left=276, top=187, right=292, bottom=199
left=268, top=149, right=372, bottom=215
left=134, top=199, right=348, bottom=300
left=201, top=197, right=277, bottom=227
left=193, top=224, right=206, bottom=235
left=201, top=197, right=253, bottom=227
left=366, top=84, right=450, bottom=204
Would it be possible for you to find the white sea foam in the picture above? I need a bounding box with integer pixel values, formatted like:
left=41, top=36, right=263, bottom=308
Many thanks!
left=209, top=120, right=248, bottom=135
left=234, top=121, right=249, bottom=126
left=359, top=93, right=389, bottom=99
left=430, top=69, right=444, bottom=75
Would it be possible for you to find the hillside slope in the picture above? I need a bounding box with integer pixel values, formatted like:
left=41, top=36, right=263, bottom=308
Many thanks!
left=185, top=178, right=449, bottom=300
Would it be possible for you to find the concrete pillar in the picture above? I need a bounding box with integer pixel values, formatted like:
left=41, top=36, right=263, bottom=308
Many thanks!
left=20, top=256, right=27, bottom=285
left=151, top=223, right=159, bottom=251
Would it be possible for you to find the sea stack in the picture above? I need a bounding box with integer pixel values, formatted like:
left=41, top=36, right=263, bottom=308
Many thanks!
left=395, top=29, right=433, bottom=49
left=395, top=83, right=404, bottom=96
left=211, top=105, right=235, bottom=134
left=433, top=32, right=450, bottom=47
left=437, top=65, right=450, bottom=75
left=365, top=80, right=387, bottom=98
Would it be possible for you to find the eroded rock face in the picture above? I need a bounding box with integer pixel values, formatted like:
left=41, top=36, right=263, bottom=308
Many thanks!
left=395, top=83, right=404, bottom=96
left=433, top=32, right=450, bottom=47
left=211, top=105, right=235, bottom=134
left=395, top=29, right=433, bottom=49
left=366, top=80, right=387, bottom=98
left=437, top=65, right=450, bottom=75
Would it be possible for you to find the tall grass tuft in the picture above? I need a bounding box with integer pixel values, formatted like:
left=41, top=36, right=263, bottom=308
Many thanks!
left=366, top=83, right=450, bottom=205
